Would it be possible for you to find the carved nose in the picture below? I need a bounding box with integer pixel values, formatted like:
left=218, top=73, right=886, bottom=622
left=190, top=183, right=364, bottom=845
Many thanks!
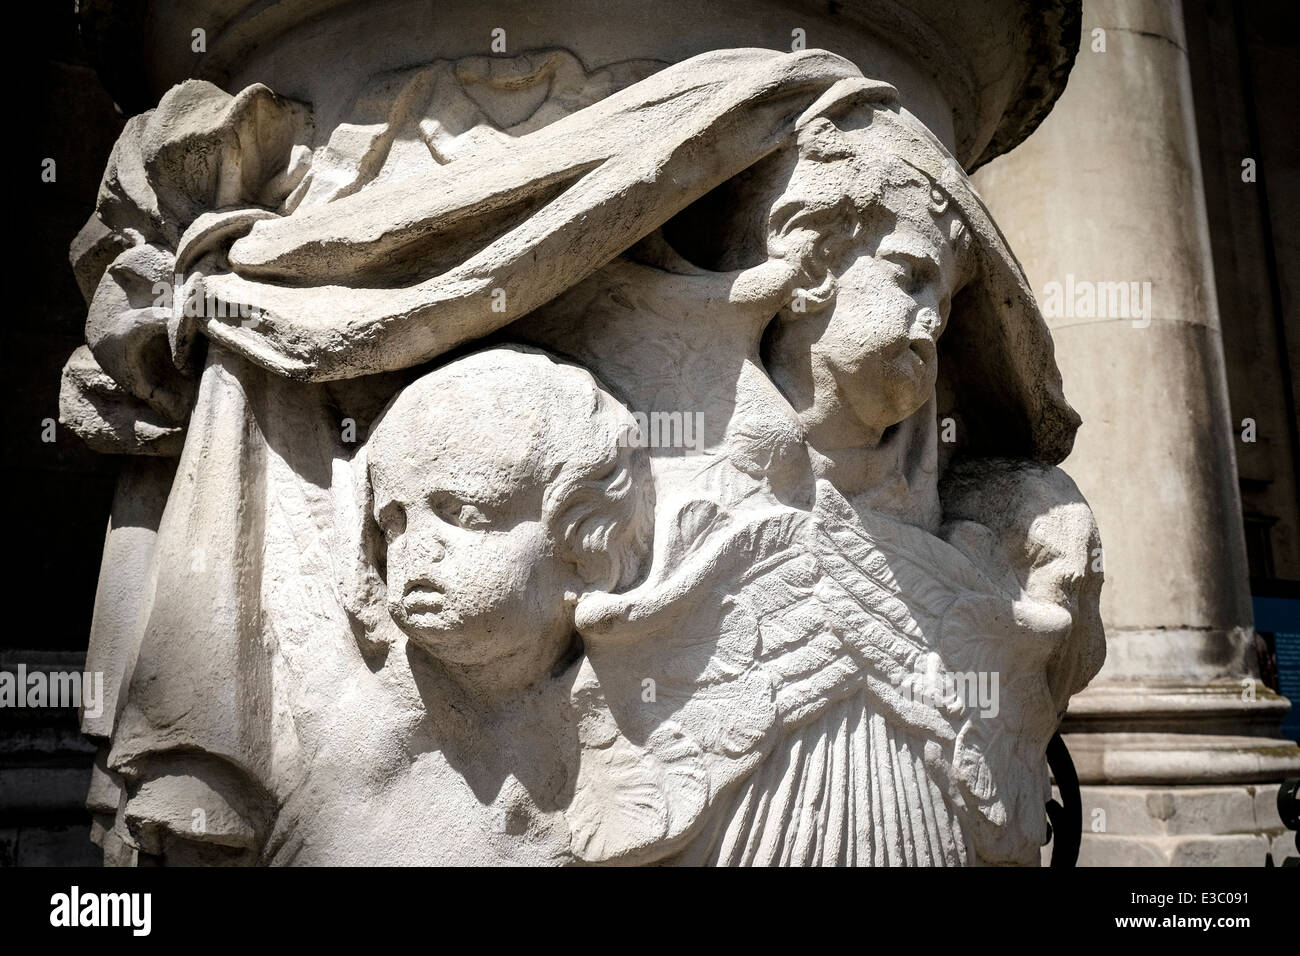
left=405, top=531, right=445, bottom=564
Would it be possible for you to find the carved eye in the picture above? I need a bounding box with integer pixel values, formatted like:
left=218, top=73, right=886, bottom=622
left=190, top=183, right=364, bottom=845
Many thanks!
left=430, top=494, right=492, bottom=530
left=376, top=502, right=406, bottom=542
left=889, top=254, right=938, bottom=298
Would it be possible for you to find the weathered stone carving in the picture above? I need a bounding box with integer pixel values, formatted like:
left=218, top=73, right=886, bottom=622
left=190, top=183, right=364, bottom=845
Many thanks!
left=63, top=47, right=1104, bottom=865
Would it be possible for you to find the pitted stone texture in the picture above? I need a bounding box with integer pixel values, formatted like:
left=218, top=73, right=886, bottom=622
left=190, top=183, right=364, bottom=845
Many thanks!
left=1071, top=784, right=1291, bottom=867
left=61, top=41, right=1100, bottom=866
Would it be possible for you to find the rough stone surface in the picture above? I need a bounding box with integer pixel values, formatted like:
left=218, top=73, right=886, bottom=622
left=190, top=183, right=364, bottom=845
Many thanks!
left=57, top=8, right=1105, bottom=866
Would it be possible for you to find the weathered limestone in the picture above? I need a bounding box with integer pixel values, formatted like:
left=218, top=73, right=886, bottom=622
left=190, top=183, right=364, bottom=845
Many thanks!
left=61, top=0, right=1105, bottom=865
left=973, top=0, right=1300, bottom=865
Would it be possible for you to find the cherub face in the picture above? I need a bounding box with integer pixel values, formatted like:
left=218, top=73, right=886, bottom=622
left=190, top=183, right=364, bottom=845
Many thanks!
left=810, top=193, right=965, bottom=438
left=367, top=402, right=579, bottom=681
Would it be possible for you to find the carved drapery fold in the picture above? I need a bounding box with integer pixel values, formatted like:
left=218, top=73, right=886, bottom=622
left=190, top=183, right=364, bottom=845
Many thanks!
left=63, top=47, right=1103, bottom=866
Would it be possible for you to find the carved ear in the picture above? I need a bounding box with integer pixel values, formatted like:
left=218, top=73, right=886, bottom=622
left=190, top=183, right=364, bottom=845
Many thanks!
left=556, top=491, right=615, bottom=593
left=334, top=444, right=392, bottom=657
left=552, top=462, right=648, bottom=596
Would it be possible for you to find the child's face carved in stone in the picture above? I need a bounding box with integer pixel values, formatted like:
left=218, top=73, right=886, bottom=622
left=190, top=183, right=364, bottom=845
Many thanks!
left=813, top=195, right=962, bottom=436
left=766, top=174, right=972, bottom=452
left=367, top=382, right=581, bottom=688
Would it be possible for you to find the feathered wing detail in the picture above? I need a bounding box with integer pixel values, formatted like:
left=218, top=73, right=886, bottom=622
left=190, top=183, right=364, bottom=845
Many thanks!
left=564, top=665, right=711, bottom=864
left=694, top=695, right=968, bottom=866
left=567, top=481, right=1076, bottom=865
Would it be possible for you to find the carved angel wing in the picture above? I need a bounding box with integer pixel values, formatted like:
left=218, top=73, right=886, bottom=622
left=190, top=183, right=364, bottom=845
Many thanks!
left=566, top=480, right=1078, bottom=865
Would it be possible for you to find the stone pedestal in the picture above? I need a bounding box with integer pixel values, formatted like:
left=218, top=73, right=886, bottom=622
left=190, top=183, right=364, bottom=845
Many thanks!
left=975, top=0, right=1300, bottom=865
left=1075, top=784, right=1295, bottom=866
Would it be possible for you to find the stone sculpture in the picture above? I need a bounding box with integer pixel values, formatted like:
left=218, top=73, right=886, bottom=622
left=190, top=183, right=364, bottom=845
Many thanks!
left=62, top=46, right=1104, bottom=865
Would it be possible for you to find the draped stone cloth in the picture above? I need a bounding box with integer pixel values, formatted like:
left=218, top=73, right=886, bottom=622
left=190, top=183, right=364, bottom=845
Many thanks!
left=63, top=48, right=1101, bottom=864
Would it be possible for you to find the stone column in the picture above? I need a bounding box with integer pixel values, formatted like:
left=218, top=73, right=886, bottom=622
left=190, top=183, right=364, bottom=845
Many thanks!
left=974, top=0, right=1300, bottom=864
